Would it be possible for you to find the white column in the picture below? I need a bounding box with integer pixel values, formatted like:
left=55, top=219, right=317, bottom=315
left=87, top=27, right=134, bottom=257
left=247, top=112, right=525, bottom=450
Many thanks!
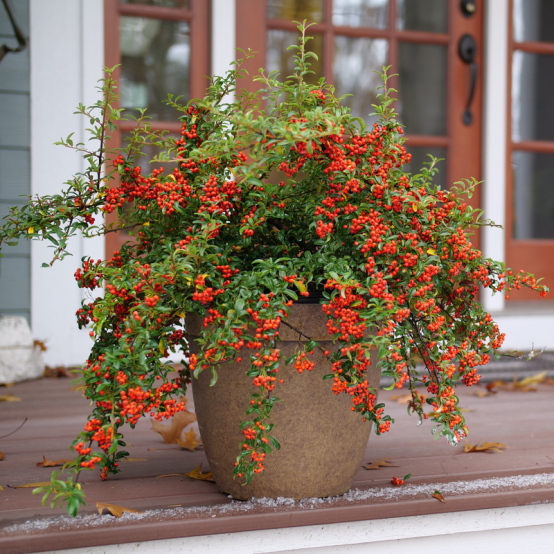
left=30, top=0, right=104, bottom=366
left=211, top=0, right=236, bottom=98
left=481, top=0, right=509, bottom=313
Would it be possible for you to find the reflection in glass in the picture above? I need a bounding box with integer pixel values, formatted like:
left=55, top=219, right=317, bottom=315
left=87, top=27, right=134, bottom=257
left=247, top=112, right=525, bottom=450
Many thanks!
left=397, top=42, right=447, bottom=136
left=333, top=37, right=387, bottom=124
left=513, top=0, right=554, bottom=43
left=267, top=30, right=324, bottom=84
left=397, top=0, right=447, bottom=33
left=332, top=0, right=388, bottom=29
left=513, top=151, right=554, bottom=239
left=120, top=17, right=190, bottom=121
left=121, top=132, right=179, bottom=177
left=120, top=0, right=190, bottom=8
left=403, top=146, right=447, bottom=190
left=512, top=51, right=554, bottom=142
left=267, top=0, right=323, bottom=22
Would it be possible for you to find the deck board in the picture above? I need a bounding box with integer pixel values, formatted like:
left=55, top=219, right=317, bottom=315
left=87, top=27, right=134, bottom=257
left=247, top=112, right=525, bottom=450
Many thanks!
left=1, top=377, right=553, bottom=553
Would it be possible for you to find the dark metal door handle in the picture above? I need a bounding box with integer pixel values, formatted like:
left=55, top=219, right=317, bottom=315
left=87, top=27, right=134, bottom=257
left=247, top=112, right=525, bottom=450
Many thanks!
left=458, top=34, right=477, bottom=125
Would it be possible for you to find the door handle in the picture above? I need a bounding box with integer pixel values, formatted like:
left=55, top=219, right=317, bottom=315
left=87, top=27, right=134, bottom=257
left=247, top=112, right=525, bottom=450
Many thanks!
left=458, top=34, right=477, bottom=125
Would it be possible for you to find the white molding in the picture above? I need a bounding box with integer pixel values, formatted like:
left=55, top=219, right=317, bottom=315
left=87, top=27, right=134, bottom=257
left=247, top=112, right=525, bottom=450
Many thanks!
left=491, top=311, right=554, bottom=350
left=481, top=0, right=509, bottom=313
left=39, top=503, right=554, bottom=554
left=211, top=0, right=236, bottom=99
left=29, top=0, right=104, bottom=366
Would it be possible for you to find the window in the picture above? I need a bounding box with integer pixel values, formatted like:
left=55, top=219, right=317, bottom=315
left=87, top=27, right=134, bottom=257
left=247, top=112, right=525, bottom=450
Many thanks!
left=104, top=0, right=209, bottom=256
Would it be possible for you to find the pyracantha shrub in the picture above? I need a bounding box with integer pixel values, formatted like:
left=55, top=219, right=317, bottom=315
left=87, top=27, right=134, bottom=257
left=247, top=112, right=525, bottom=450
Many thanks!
left=0, top=23, right=547, bottom=515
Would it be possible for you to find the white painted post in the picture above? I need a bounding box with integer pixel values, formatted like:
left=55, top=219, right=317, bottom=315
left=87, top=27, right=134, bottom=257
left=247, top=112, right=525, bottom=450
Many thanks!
left=481, top=0, right=508, bottom=313
left=211, top=0, right=236, bottom=99
left=30, top=0, right=104, bottom=366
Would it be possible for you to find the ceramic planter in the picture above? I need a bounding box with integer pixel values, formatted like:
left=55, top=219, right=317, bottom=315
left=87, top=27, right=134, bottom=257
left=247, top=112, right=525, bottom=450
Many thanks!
left=188, top=303, right=380, bottom=500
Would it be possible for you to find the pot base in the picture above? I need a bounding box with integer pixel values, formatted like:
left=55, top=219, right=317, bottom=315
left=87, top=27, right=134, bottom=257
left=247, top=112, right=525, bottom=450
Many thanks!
left=188, top=304, right=380, bottom=500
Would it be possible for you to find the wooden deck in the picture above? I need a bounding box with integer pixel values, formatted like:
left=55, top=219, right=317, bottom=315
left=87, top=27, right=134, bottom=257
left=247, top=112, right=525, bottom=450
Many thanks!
left=1, top=375, right=553, bottom=554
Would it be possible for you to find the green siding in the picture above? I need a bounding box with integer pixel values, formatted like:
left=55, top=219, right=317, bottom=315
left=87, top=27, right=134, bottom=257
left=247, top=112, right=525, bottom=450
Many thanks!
left=0, top=0, right=30, bottom=322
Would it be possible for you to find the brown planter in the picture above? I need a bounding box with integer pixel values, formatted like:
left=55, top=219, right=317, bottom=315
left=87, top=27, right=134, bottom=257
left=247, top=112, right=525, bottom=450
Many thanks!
left=187, top=303, right=380, bottom=500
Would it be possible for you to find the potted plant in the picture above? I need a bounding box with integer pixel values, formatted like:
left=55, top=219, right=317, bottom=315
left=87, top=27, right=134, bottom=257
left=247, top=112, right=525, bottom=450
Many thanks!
left=0, top=23, right=547, bottom=516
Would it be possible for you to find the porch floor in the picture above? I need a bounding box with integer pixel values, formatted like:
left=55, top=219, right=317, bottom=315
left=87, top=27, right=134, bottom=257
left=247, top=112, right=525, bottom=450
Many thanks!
left=1, top=375, right=553, bottom=554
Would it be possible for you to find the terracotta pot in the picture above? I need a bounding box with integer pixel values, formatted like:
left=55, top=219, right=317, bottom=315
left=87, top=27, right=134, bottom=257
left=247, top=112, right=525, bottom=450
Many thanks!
left=187, top=303, right=380, bottom=500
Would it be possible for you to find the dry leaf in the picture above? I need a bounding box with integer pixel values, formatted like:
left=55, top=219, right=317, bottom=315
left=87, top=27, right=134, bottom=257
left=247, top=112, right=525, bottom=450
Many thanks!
left=475, top=390, right=492, bottom=398
left=33, top=339, right=48, bottom=352
left=14, top=482, right=52, bottom=488
left=96, top=502, right=143, bottom=518
left=505, top=371, right=547, bottom=392
left=120, top=458, right=146, bottom=462
left=0, top=452, right=4, bottom=461
left=177, top=429, right=202, bottom=451
left=0, top=394, right=21, bottom=402
left=464, top=442, right=507, bottom=453
left=184, top=463, right=215, bottom=482
left=155, top=473, right=183, bottom=478
left=0, top=485, right=4, bottom=490
left=432, top=490, right=446, bottom=503
left=363, top=458, right=399, bottom=470
left=36, top=456, right=72, bottom=467
left=459, top=407, right=474, bottom=413
left=150, top=410, right=197, bottom=444
left=168, top=504, right=182, bottom=507
left=43, top=365, right=73, bottom=378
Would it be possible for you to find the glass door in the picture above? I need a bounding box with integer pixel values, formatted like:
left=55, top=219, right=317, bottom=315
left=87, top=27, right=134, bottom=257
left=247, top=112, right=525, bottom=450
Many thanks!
left=507, top=0, right=554, bottom=301
left=237, top=0, right=483, bottom=228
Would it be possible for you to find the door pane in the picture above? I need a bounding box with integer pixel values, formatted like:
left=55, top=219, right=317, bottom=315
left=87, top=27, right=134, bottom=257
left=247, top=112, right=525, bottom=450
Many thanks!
left=120, top=17, right=190, bottom=121
left=397, top=0, right=448, bottom=34
left=333, top=37, right=388, bottom=124
left=120, top=0, right=190, bottom=8
left=512, top=51, right=554, bottom=142
left=332, top=0, right=388, bottom=29
left=267, top=0, right=324, bottom=22
left=513, top=0, right=554, bottom=43
left=404, top=146, right=447, bottom=190
left=397, top=42, right=447, bottom=136
left=267, top=30, right=324, bottom=84
left=513, top=151, right=554, bottom=239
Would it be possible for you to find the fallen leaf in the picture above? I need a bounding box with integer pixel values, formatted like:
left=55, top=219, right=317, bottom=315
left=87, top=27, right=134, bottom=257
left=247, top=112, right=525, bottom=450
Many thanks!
left=544, top=378, right=554, bottom=386
left=155, top=473, right=183, bottom=478
left=432, top=490, right=446, bottom=503
left=36, top=456, right=73, bottom=467
left=459, top=407, right=474, bottom=413
left=120, top=458, right=146, bottom=463
left=177, top=429, right=202, bottom=451
left=464, top=442, right=507, bottom=453
left=43, top=365, right=73, bottom=378
left=516, top=370, right=547, bottom=387
left=363, top=458, right=399, bottom=470
left=501, top=371, right=547, bottom=392
left=96, top=502, right=142, bottom=518
left=150, top=410, right=197, bottom=444
left=475, top=390, right=492, bottom=398
left=0, top=452, right=4, bottom=461
left=167, top=504, right=182, bottom=507
left=14, top=482, right=52, bottom=488
left=390, top=393, right=413, bottom=404
left=0, top=485, right=4, bottom=490
left=184, top=463, right=215, bottom=482
left=33, top=339, right=48, bottom=352
left=147, top=447, right=179, bottom=451
left=0, top=394, right=21, bottom=402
